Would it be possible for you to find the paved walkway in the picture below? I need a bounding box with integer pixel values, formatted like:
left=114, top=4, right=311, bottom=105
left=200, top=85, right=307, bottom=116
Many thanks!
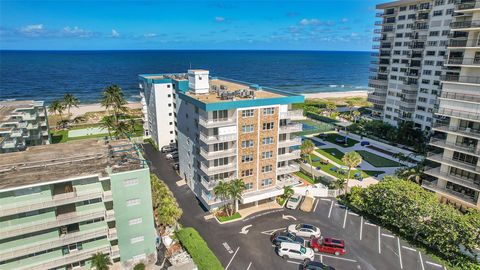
left=238, top=200, right=282, bottom=218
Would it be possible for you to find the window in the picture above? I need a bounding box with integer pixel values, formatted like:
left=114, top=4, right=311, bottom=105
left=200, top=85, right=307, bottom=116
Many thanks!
left=262, top=165, right=273, bottom=173
left=241, top=154, right=254, bottom=163
left=262, top=137, right=274, bottom=145
left=213, top=142, right=228, bottom=151
left=241, top=140, right=254, bottom=148
left=213, top=157, right=229, bottom=166
left=127, top=198, right=141, bottom=207
left=14, top=187, right=41, bottom=196
left=129, top=218, right=143, bottom=226
left=242, top=124, right=254, bottom=133
left=433, top=10, right=443, bottom=17
left=398, top=15, right=405, bottom=20
left=245, top=183, right=253, bottom=190
left=446, top=8, right=454, bottom=15
left=241, top=169, right=254, bottom=177
left=263, top=122, right=274, bottom=130
left=261, top=178, right=273, bottom=187
left=242, top=109, right=254, bottom=117
left=429, top=31, right=439, bottom=37
left=263, top=107, right=275, bottom=115
left=262, top=151, right=273, bottom=159
left=130, top=236, right=145, bottom=244
left=400, top=6, right=407, bottom=11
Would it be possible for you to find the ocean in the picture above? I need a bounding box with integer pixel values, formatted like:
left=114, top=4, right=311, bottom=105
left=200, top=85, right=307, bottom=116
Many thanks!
left=0, top=50, right=373, bottom=104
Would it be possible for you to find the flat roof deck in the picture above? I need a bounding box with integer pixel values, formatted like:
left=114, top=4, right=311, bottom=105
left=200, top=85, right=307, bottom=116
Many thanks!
left=0, top=139, right=146, bottom=191
left=0, top=100, right=41, bottom=122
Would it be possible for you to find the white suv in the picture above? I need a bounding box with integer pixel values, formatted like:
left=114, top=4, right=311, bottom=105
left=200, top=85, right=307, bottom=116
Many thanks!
left=275, top=242, right=314, bottom=262
left=286, top=194, right=303, bottom=209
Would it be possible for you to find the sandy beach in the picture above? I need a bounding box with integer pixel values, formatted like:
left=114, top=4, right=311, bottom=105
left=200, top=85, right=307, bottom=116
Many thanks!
left=70, top=102, right=142, bottom=118
left=302, top=90, right=368, bottom=99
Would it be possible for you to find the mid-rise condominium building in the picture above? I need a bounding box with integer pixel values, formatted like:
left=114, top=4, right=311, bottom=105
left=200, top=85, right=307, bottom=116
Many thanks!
left=0, top=100, right=50, bottom=153
left=140, top=70, right=304, bottom=210
left=368, top=0, right=455, bottom=130
left=423, top=0, right=480, bottom=211
left=0, top=139, right=157, bottom=269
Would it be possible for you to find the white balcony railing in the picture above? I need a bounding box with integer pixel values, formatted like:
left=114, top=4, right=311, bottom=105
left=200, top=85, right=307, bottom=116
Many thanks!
left=199, top=133, right=237, bottom=144
left=422, top=181, right=477, bottom=205
left=280, top=110, right=305, bottom=120
left=200, top=163, right=236, bottom=175
left=278, top=150, right=301, bottom=162
left=199, top=147, right=237, bottom=160
left=279, top=123, right=303, bottom=133
left=198, top=117, right=236, bottom=128
left=277, top=164, right=300, bottom=175
left=278, top=137, right=302, bottom=148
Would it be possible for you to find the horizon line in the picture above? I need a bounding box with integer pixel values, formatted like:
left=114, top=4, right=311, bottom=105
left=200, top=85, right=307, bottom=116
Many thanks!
left=0, top=49, right=375, bottom=53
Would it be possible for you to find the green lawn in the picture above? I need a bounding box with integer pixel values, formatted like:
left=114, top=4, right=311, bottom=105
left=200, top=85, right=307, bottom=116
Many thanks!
left=216, top=212, right=241, bottom=223
left=306, top=154, right=384, bottom=179
left=319, top=133, right=359, bottom=147
left=315, top=148, right=345, bottom=165
left=356, top=150, right=401, bottom=167
left=294, top=171, right=316, bottom=184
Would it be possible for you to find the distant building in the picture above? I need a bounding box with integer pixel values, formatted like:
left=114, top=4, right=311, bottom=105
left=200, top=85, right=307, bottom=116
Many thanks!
left=0, top=100, right=50, bottom=153
left=140, top=70, right=304, bottom=210
left=0, top=139, right=157, bottom=269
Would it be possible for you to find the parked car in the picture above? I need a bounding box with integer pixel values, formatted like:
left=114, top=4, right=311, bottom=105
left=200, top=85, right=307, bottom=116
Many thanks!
left=172, top=163, right=179, bottom=170
left=270, top=231, right=304, bottom=246
left=161, top=145, right=176, bottom=153
left=360, top=141, right=370, bottom=146
left=309, top=237, right=345, bottom=255
left=166, top=151, right=178, bottom=160
left=275, top=242, right=314, bottom=262
left=286, top=194, right=303, bottom=209
left=303, top=261, right=336, bottom=270
left=287, top=224, right=321, bottom=239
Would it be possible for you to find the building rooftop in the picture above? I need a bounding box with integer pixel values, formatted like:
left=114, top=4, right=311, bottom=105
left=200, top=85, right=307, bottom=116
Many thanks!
left=377, top=0, right=422, bottom=9
left=0, top=139, right=147, bottom=191
left=0, top=100, right=44, bottom=122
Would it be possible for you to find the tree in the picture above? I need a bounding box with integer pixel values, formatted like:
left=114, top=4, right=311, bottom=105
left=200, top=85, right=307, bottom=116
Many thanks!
left=352, top=110, right=361, bottom=123
left=300, top=139, right=316, bottom=182
left=282, top=186, right=294, bottom=200
left=214, top=181, right=231, bottom=216
left=341, top=151, right=362, bottom=192
left=90, top=252, right=112, bottom=270
left=100, top=116, right=115, bottom=139
left=101, top=84, right=127, bottom=124
left=63, top=93, right=80, bottom=118
left=150, top=174, right=182, bottom=227
left=48, top=100, right=65, bottom=121
left=326, top=103, right=337, bottom=117
left=112, top=121, right=134, bottom=139
left=331, top=177, right=347, bottom=194
left=228, top=179, right=246, bottom=213
left=397, top=165, right=424, bottom=184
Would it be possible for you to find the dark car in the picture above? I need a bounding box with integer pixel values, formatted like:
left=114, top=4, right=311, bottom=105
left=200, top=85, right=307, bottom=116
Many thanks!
left=360, top=141, right=370, bottom=146
left=303, top=261, right=335, bottom=270
left=270, top=231, right=304, bottom=246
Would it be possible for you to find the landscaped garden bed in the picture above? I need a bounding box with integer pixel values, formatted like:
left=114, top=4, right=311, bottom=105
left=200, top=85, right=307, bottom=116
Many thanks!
left=216, top=212, right=242, bottom=223
left=306, top=154, right=384, bottom=179
left=356, top=150, right=401, bottom=167
left=176, top=227, right=224, bottom=270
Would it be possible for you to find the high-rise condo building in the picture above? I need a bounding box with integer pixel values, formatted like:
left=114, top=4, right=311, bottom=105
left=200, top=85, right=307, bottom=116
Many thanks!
left=0, top=139, right=157, bottom=269
left=0, top=100, right=50, bottom=153
left=140, top=70, right=304, bottom=210
left=368, top=0, right=455, bottom=130
left=424, top=0, right=480, bottom=211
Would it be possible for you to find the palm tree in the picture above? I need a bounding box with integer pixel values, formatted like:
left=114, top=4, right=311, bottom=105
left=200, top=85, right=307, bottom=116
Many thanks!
left=214, top=181, right=231, bottom=216
left=326, top=103, right=337, bottom=117
left=101, top=85, right=127, bottom=124
left=90, top=252, right=112, bottom=270
left=352, top=110, right=361, bottom=123
left=63, top=93, right=80, bottom=118
left=398, top=165, right=424, bottom=184
left=331, top=177, right=347, bottom=195
left=300, top=139, right=316, bottom=182
left=101, top=116, right=115, bottom=139
left=341, top=151, right=362, bottom=192
left=112, top=121, right=133, bottom=139
left=228, top=179, right=246, bottom=213
left=282, top=186, right=294, bottom=200
left=48, top=100, right=65, bottom=121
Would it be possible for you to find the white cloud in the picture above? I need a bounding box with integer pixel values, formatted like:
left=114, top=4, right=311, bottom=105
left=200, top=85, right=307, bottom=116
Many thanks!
left=300, top=18, right=319, bottom=26
left=61, top=26, right=93, bottom=38
left=144, top=33, right=157, bottom=38
left=19, top=24, right=44, bottom=36
left=341, top=18, right=349, bottom=23
left=110, top=29, right=120, bottom=38
left=215, top=16, right=225, bottom=22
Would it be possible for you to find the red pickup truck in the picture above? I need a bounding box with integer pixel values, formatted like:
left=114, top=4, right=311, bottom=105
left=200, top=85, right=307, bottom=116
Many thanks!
left=309, top=237, right=346, bottom=256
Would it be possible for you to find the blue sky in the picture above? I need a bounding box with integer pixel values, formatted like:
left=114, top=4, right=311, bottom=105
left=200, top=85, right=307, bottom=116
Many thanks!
left=0, top=0, right=378, bottom=51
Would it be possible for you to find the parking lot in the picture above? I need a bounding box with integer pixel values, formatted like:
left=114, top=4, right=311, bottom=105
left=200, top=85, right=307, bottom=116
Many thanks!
left=143, top=144, right=448, bottom=270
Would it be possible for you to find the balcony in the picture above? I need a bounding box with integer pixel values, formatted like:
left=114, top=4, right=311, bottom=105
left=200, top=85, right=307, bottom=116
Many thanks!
left=411, top=34, right=428, bottom=41
left=200, top=162, right=236, bottom=175
left=10, top=129, right=23, bottom=137
left=432, top=123, right=480, bottom=140
left=445, top=57, right=480, bottom=66
left=1, top=139, right=17, bottom=149
left=111, top=245, right=120, bottom=259
left=108, top=228, right=118, bottom=240
left=201, top=191, right=222, bottom=205
left=280, top=110, right=305, bottom=120
left=0, top=227, right=109, bottom=262
left=440, top=91, right=480, bottom=103
left=0, top=190, right=105, bottom=217
left=426, top=153, right=479, bottom=173
left=450, top=20, right=480, bottom=30
left=448, top=39, right=480, bottom=48
left=441, top=74, right=480, bottom=85
left=278, top=150, right=301, bottom=162
left=278, top=137, right=302, bottom=148
left=199, top=147, right=236, bottom=160
left=199, top=133, right=237, bottom=144
left=422, top=180, right=478, bottom=206
left=279, top=123, right=302, bottom=133
left=436, top=108, right=480, bottom=122
left=277, top=164, right=300, bottom=175
left=0, top=209, right=107, bottom=240
left=429, top=138, right=480, bottom=156
left=455, top=0, right=480, bottom=10
left=105, top=209, right=115, bottom=222
left=198, top=117, right=236, bottom=128
left=424, top=167, right=480, bottom=191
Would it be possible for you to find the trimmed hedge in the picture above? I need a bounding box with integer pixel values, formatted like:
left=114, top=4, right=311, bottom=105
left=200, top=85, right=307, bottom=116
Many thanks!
left=176, top=227, right=224, bottom=270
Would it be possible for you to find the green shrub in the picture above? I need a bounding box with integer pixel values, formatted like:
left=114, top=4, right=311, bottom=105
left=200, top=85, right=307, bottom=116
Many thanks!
left=176, top=227, right=224, bottom=270
left=306, top=112, right=339, bottom=124
left=217, top=212, right=241, bottom=223
left=133, top=263, right=145, bottom=270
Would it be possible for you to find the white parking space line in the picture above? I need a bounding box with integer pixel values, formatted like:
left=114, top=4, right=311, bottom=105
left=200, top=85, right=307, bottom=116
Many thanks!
left=402, top=246, right=417, bottom=252
left=287, top=260, right=301, bottom=265
left=378, top=226, right=381, bottom=254
left=360, top=216, right=363, bottom=240
left=320, top=198, right=331, bottom=201
left=320, top=254, right=323, bottom=263
left=225, top=247, right=240, bottom=270
left=419, top=251, right=425, bottom=270
left=426, top=261, right=443, bottom=268
left=342, top=207, right=348, bottom=228
left=348, top=212, right=359, bottom=216
left=260, top=227, right=286, bottom=235
left=397, top=237, right=403, bottom=269
left=313, top=199, right=319, bottom=212
left=246, top=262, right=252, bottom=270
left=328, top=200, right=334, bottom=218
left=365, top=221, right=377, bottom=227
left=381, top=233, right=395, bottom=238
left=319, top=253, right=358, bottom=262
